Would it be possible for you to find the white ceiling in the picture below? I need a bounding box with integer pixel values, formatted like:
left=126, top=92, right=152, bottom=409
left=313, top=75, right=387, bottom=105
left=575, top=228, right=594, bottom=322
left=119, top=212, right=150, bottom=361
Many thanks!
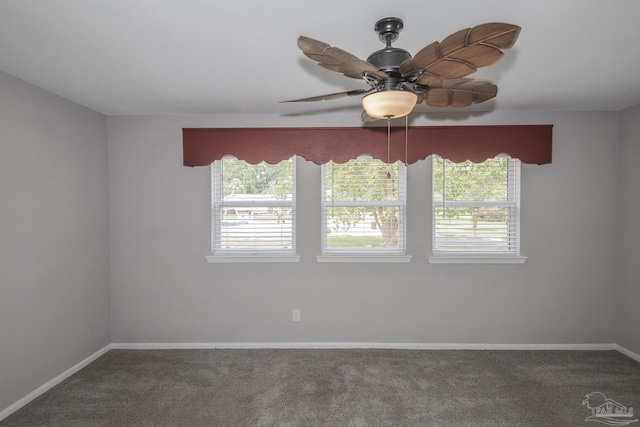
left=1, top=0, right=640, bottom=116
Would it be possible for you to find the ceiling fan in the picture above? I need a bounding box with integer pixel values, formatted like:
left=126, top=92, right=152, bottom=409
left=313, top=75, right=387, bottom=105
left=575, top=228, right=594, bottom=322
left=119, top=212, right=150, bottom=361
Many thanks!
left=282, top=17, right=521, bottom=120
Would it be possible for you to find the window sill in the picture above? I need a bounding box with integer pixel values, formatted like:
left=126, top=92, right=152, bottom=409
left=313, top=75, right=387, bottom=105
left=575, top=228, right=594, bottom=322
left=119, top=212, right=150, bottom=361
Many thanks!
left=428, top=254, right=527, bottom=264
left=206, top=254, right=301, bottom=263
left=316, top=254, right=413, bottom=263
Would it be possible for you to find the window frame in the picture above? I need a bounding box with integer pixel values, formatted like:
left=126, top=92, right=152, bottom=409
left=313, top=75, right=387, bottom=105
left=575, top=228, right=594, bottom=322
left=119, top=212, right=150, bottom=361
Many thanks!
left=429, top=155, right=527, bottom=264
left=318, top=157, right=411, bottom=263
left=206, top=156, right=300, bottom=263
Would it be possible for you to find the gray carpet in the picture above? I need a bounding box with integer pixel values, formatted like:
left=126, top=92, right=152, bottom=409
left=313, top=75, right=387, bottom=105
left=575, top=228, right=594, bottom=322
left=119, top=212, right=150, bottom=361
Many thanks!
left=2, top=349, right=639, bottom=426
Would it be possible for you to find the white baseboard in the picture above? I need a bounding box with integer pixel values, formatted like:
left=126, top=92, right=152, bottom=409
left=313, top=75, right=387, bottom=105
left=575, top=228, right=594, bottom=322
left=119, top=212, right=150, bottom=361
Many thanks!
left=616, top=344, right=640, bottom=362
left=0, top=344, right=112, bottom=422
left=110, top=342, right=617, bottom=351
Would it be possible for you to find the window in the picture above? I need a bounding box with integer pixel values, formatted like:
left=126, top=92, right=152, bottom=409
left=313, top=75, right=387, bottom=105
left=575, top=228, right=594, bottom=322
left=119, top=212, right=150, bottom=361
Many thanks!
left=432, top=155, right=522, bottom=258
left=210, top=156, right=296, bottom=258
left=321, top=157, right=407, bottom=256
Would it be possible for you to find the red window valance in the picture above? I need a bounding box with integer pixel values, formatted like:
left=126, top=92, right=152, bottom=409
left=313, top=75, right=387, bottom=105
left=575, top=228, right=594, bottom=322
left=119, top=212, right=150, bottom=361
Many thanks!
left=183, top=125, right=552, bottom=166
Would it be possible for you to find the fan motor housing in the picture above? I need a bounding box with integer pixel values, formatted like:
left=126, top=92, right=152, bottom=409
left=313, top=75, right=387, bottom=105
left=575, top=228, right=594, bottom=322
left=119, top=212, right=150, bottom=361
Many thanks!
left=367, top=47, right=412, bottom=76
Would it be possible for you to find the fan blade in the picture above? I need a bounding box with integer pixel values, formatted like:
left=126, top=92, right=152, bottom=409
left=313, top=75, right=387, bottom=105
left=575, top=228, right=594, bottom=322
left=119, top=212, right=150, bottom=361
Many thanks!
left=419, top=79, right=498, bottom=107
left=280, top=89, right=368, bottom=103
left=298, top=36, right=389, bottom=80
left=400, top=23, right=520, bottom=81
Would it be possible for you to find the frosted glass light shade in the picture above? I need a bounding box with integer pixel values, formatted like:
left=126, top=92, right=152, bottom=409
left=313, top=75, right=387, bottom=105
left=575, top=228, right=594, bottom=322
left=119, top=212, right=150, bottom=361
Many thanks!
left=361, top=90, right=418, bottom=119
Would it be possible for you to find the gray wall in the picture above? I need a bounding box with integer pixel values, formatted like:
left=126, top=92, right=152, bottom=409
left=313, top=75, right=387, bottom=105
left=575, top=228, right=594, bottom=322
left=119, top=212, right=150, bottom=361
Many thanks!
left=1, top=71, right=636, bottom=414
left=0, top=71, right=110, bottom=411
left=108, top=110, right=620, bottom=345
left=618, top=105, right=640, bottom=354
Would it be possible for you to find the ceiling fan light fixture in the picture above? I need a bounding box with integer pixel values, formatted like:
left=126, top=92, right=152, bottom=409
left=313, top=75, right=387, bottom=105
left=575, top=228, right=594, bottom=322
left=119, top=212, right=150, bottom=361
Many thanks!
left=361, top=90, right=418, bottom=119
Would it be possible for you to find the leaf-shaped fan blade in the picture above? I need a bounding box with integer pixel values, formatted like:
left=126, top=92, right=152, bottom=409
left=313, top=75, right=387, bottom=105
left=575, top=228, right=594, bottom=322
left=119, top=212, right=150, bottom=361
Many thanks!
left=280, top=89, right=368, bottom=103
left=420, top=79, right=497, bottom=107
left=400, top=23, right=520, bottom=81
left=298, top=36, right=388, bottom=80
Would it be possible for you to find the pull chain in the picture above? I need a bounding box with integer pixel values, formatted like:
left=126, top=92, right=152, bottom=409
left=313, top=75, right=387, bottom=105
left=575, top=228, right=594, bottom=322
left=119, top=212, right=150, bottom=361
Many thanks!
left=405, top=115, right=408, bottom=167
left=386, top=116, right=392, bottom=178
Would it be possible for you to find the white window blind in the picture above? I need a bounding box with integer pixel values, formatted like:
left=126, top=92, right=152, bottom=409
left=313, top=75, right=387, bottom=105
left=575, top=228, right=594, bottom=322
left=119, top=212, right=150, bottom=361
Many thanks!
left=211, top=156, right=295, bottom=254
left=432, top=155, right=521, bottom=254
left=321, top=157, right=406, bottom=254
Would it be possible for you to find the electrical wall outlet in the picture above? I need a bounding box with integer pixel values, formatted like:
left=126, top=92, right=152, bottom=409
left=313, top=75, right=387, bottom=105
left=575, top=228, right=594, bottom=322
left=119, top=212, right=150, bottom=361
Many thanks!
left=292, top=309, right=301, bottom=322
